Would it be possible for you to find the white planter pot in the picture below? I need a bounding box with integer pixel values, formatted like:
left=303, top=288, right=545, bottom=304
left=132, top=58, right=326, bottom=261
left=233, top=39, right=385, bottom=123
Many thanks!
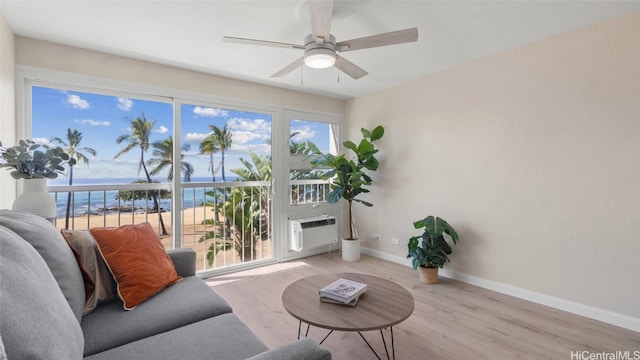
left=341, top=238, right=361, bottom=261
left=12, top=178, right=56, bottom=222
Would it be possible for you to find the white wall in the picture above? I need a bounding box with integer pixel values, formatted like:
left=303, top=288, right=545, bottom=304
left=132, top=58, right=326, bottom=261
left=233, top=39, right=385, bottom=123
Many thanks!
left=0, top=10, right=16, bottom=209
left=347, top=11, right=640, bottom=327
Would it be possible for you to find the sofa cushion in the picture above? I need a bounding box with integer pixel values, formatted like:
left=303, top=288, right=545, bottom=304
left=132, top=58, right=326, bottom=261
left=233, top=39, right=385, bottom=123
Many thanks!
left=84, top=313, right=268, bottom=360
left=0, top=210, right=85, bottom=322
left=61, top=229, right=115, bottom=314
left=81, top=276, right=233, bottom=356
left=0, top=226, right=84, bottom=359
left=167, top=248, right=197, bottom=277
left=245, top=339, right=332, bottom=360
left=90, top=222, right=182, bottom=310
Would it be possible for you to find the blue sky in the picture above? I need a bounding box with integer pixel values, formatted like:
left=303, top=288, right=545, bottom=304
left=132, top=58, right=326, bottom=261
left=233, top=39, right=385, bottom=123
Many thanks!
left=31, top=86, right=330, bottom=183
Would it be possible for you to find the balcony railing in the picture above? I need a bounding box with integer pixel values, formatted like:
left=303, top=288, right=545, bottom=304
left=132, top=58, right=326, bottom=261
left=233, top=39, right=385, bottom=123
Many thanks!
left=47, top=179, right=329, bottom=273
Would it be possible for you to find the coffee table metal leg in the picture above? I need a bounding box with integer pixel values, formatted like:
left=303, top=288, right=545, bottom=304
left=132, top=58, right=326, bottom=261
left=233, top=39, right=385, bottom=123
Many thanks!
left=381, top=327, right=396, bottom=360
left=319, top=329, right=334, bottom=345
left=298, top=321, right=333, bottom=345
left=391, top=326, right=396, bottom=360
left=357, top=331, right=383, bottom=360
left=297, top=321, right=313, bottom=340
left=391, top=327, right=395, bottom=360
left=358, top=327, right=395, bottom=360
left=299, top=323, right=396, bottom=359
left=380, top=329, right=390, bottom=360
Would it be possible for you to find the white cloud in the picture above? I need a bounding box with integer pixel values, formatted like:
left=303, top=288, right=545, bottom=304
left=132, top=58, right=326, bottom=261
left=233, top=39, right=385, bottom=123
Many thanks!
left=74, top=119, right=110, bottom=126
left=231, top=130, right=268, bottom=145
left=227, top=118, right=271, bottom=148
left=231, top=143, right=271, bottom=154
left=117, top=97, right=133, bottom=111
left=290, top=125, right=316, bottom=141
left=66, top=94, right=90, bottom=109
left=31, top=137, right=53, bottom=146
left=193, top=107, right=229, bottom=118
left=182, top=150, right=202, bottom=157
left=155, top=125, right=168, bottom=134
left=184, top=132, right=208, bottom=144
left=228, top=118, right=271, bottom=132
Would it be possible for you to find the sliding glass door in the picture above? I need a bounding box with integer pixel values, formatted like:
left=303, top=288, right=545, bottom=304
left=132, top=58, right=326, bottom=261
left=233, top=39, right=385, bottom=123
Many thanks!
left=178, top=101, right=274, bottom=273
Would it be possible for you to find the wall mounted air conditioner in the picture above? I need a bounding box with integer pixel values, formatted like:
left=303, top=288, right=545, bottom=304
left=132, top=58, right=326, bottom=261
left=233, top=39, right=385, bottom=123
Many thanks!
left=289, top=215, right=338, bottom=252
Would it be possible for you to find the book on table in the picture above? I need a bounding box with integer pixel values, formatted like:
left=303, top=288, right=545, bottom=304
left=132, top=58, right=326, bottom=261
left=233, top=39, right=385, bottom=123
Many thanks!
left=319, top=295, right=360, bottom=307
left=319, top=278, right=367, bottom=304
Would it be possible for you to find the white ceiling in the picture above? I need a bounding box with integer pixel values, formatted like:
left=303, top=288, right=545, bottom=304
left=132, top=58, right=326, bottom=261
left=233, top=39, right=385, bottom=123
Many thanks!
left=1, top=1, right=639, bottom=100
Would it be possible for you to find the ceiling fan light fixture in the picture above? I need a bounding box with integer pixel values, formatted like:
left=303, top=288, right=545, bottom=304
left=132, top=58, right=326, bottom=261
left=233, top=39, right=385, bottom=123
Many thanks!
left=304, top=48, right=336, bottom=69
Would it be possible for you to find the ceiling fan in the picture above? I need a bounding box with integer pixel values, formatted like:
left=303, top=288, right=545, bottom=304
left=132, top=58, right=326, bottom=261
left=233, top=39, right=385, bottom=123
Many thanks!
left=223, top=0, right=419, bottom=80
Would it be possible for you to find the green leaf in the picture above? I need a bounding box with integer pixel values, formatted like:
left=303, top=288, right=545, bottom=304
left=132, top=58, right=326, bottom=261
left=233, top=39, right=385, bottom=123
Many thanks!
left=407, top=236, right=419, bottom=250
left=343, top=140, right=357, bottom=152
left=423, top=216, right=443, bottom=237
left=353, top=199, right=373, bottom=207
left=361, top=127, right=371, bottom=139
left=370, top=125, right=384, bottom=141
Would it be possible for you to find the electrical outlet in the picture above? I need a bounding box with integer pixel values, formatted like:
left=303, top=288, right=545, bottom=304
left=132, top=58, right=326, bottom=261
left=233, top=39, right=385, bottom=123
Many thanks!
left=391, top=238, right=400, bottom=245
left=370, top=234, right=380, bottom=241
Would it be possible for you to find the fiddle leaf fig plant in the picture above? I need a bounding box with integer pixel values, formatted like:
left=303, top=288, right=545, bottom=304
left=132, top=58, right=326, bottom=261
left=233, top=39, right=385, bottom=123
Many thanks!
left=307, top=125, right=384, bottom=240
left=0, top=139, right=76, bottom=179
left=407, top=215, right=459, bottom=269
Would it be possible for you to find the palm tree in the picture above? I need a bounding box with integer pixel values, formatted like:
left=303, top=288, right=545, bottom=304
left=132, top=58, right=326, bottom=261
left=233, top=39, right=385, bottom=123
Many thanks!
left=199, top=151, right=272, bottom=265
left=199, top=133, right=219, bottom=182
left=203, top=124, right=232, bottom=181
left=52, top=128, right=97, bottom=229
left=200, top=123, right=232, bottom=226
left=232, top=152, right=272, bottom=236
left=148, top=136, right=194, bottom=182
left=114, top=113, right=168, bottom=235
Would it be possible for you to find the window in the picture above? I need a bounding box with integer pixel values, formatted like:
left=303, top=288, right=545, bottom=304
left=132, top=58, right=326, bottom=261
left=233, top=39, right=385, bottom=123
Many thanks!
left=32, top=86, right=173, bottom=183
left=289, top=118, right=336, bottom=206
left=22, top=72, right=340, bottom=273
left=31, top=85, right=174, bottom=241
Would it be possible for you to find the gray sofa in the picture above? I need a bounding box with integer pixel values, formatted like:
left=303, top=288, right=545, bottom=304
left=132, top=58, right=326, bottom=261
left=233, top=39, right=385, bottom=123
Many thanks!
left=0, top=210, right=331, bottom=360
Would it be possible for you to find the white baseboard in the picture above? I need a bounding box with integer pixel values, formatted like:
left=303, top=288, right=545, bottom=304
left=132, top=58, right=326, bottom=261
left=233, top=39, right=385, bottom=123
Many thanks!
left=361, top=247, right=640, bottom=333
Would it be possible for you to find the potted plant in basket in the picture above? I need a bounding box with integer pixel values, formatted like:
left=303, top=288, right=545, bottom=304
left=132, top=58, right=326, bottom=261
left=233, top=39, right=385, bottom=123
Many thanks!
left=308, top=125, right=384, bottom=261
left=406, top=215, right=459, bottom=284
left=0, top=139, right=76, bottom=220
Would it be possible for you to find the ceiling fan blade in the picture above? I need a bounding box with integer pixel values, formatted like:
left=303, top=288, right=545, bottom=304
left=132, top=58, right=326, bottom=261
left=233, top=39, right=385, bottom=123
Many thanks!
left=223, top=36, right=304, bottom=50
left=335, top=56, right=368, bottom=80
left=336, top=27, right=419, bottom=52
left=272, top=57, right=305, bottom=78
left=309, top=0, right=333, bottom=44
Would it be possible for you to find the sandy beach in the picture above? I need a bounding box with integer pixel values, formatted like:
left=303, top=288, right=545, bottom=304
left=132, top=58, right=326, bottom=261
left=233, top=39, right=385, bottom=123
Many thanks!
left=54, top=206, right=273, bottom=273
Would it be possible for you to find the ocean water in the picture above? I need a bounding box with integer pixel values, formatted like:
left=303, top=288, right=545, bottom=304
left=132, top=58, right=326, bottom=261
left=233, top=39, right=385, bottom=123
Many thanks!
left=48, top=177, right=238, bottom=218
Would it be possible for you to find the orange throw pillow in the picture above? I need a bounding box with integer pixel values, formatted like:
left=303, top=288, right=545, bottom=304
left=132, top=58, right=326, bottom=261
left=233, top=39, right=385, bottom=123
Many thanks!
left=90, top=223, right=182, bottom=310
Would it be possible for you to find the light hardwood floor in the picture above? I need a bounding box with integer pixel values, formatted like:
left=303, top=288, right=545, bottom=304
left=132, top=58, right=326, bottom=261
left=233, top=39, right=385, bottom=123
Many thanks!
left=206, top=253, right=640, bottom=360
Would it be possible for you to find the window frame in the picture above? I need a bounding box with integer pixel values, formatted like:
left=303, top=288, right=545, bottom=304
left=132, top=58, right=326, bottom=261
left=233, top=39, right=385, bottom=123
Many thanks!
left=16, top=65, right=342, bottom=273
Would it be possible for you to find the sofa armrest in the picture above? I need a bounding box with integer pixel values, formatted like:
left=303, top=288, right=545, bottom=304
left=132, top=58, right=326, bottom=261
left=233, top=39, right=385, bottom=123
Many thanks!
left=167, top=248, right=196, bottom=277
left=245, top=339, right=331, bottom=360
